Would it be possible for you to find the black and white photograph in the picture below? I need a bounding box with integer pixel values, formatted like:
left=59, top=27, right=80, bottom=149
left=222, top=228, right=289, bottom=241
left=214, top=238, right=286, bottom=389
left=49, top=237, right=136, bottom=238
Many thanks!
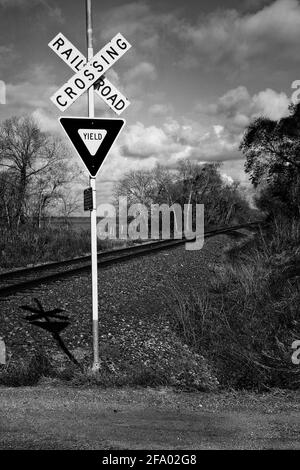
left=0, top=0, right=299, bottom=454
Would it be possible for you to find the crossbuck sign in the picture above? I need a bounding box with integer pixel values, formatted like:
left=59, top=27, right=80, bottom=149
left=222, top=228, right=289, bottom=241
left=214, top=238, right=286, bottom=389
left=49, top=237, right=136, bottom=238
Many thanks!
left=49, top=32, right=131, bottom=114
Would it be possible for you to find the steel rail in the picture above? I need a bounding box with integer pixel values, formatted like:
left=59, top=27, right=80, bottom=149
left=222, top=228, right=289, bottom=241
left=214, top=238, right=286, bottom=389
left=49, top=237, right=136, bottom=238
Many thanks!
left=0, top=221, right=264, bottom=297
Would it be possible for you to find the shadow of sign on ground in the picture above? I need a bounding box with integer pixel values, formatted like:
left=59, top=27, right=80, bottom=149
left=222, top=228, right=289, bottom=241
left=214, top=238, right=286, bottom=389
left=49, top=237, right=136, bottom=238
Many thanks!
left=20, top=298, right=81, bottom=367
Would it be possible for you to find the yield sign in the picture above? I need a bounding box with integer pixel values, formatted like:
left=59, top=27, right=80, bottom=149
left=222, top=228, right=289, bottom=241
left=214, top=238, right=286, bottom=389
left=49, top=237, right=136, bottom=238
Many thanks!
left=60, top=117, right=125, bottom=177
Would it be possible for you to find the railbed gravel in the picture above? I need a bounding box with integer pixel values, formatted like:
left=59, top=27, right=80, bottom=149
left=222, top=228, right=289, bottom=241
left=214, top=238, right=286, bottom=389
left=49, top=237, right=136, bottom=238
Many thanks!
left=0, top=235, right=231, bottom=390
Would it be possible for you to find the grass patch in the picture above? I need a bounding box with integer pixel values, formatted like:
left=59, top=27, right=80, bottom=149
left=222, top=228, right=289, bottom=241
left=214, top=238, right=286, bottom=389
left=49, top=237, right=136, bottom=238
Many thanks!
left=0, top=352, right=54, bottom=386
left=0, top=357, right=174, bottom=389
left=166, top=216, right=300, bottom=391
left=68, top=363, right=171, bottom=388
left=0, top=224, right=138, bottom=269
left=0, top=350, right=215, bottom=391
left=0, top=224, right=91, bottom=268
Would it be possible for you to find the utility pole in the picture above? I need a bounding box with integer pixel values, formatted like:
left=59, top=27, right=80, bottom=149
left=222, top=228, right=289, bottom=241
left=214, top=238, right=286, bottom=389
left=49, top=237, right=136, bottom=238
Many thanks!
left=86, top=0, right=100, bottom=371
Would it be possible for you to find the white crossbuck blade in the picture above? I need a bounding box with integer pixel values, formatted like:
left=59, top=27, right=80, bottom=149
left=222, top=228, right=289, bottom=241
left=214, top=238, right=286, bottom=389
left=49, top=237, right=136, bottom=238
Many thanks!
left=49, top=32, right=131, bottom=114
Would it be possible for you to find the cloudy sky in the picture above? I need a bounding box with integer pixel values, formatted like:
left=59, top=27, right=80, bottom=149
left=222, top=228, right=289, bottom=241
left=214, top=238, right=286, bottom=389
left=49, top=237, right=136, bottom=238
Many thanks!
left=0, top=0, right=298, bottom=211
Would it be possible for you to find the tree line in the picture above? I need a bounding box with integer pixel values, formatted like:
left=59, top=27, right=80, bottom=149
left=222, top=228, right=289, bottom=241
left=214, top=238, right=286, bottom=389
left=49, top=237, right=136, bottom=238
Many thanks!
left=0, top=116, right=83, bottom=230
left=113, top=160, right=253, bottom=229
left=240, top=102, right=300, bottom=220
left=2, top=100, right=297, bottom=235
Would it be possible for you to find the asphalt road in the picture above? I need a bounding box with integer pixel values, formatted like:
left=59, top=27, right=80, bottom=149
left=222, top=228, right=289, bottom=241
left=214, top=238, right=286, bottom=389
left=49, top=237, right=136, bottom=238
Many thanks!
left=0, top=385, right=299, bottom=450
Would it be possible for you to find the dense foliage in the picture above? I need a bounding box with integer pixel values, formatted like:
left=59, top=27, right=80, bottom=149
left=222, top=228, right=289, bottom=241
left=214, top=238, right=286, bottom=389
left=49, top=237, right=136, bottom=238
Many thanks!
left=240, top=103, right=300, bottom=218
left=113, top=160, right=253, bottom=229
left=168, top=104, right=300, bottom=390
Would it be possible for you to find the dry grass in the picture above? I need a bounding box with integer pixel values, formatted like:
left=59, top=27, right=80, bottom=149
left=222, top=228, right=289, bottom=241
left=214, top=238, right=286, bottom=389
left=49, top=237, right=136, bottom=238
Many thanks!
left=0, top=352, right=53, bottom=386
left=166, top=216, right=300, bottom=390
left=0, top=225, right=91, bottom=268
left=0, top=224, right=137, bottom=269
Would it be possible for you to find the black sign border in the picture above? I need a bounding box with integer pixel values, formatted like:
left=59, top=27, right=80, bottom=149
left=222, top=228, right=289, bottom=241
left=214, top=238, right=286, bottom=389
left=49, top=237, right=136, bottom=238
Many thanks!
left=60, top=117, right=125, bottom=177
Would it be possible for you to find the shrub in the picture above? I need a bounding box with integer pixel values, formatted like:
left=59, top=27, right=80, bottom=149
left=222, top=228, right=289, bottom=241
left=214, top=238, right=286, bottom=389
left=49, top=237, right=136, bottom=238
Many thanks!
left=0, top=222, right=140, bottom=269
left=0, top=224, right=91, bottom=268
left=0, top=352, right=53, bottom=386
left=166, top=216, right=300, bottom=390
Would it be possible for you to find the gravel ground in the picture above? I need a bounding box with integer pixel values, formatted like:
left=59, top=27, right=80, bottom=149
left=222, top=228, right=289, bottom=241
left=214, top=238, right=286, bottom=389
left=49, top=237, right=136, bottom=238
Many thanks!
left=1, top=233, right=299, bottom=450
left=0, top=235, right=231, bottom=388
left=0, top=386, right=299, bottom=449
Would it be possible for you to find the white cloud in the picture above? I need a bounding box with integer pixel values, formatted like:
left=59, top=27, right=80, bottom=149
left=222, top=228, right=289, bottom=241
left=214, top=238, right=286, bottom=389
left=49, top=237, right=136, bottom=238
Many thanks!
left=3, top=64, right=56, bottom=109
left=214, top=125, right=224, bottom=137
left=124, top=62, right=157, bottom=83
left=0, top=0, right=64, bottom=23
left=92, top=116, right=245, bottom=207
left=252, top=88, right=290, bottom=120
left=97, top=2, right=179, bottom=49
left=31, top=108, right=59, bottom=133
left=222, top=159, right=250, bottom=185
left=95, top=1, right=181, bottom=84
left=118, top=117, right=240, bottom=166
left=0, top=64, right=68, bottom=134
left=121, top=121, right=173, bottom=159
left=221, top=173, right=234, bottom=185
left=163, top=118, right=208, bottom=146
left=176, top=0, right=300, bottom=71
left=202, top=85, right=290, bottom=138
left=149, top=103, right=173, bottom=116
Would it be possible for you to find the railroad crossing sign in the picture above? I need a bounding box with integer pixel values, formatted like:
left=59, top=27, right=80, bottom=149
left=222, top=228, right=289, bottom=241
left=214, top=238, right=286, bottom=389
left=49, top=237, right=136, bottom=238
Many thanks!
left=59, top=117, right=125, bottom=176
left=48, top=1, right=132, bottom=371
left=49, top=32, right=131, bottom=113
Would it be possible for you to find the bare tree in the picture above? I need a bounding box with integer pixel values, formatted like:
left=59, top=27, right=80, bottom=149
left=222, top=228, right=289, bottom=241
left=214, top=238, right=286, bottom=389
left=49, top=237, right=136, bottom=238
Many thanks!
left=58, top=192, right=81, bottom=224
left=113, top=160, right=252, bottom=230
left=0, top=116, right=81, bottom=228
left=113, top=169, right=156, bottom=207
left=0, top=171, right=19, bottom=228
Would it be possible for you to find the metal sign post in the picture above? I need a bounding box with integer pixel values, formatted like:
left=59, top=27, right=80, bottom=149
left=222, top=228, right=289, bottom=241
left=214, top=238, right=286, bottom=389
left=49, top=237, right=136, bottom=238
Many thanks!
left=86, top=0, right=99, bottom=371
left=49, top=1, right=130, bottom=372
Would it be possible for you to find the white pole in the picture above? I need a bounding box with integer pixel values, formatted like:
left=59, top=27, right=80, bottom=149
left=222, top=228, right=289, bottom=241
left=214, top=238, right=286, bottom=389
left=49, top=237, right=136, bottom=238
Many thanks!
left=86, top=0, right=100, bottom=371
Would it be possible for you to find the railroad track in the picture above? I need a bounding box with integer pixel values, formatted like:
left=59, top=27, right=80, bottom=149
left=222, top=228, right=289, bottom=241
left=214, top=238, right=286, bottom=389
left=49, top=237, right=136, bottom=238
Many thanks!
left=0, top=221, right=264, bottom=297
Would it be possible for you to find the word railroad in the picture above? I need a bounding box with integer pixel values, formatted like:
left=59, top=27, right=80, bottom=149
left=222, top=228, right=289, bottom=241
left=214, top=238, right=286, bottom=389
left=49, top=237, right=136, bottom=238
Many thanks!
left=49, top=32, right=131, bottom=114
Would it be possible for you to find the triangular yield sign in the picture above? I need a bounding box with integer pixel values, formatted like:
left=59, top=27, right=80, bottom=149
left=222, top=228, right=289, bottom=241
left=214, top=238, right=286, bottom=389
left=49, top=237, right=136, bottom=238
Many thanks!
left=60, top=117, right=125, bottom=177
left=78, top=129, right=107, bottom=156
